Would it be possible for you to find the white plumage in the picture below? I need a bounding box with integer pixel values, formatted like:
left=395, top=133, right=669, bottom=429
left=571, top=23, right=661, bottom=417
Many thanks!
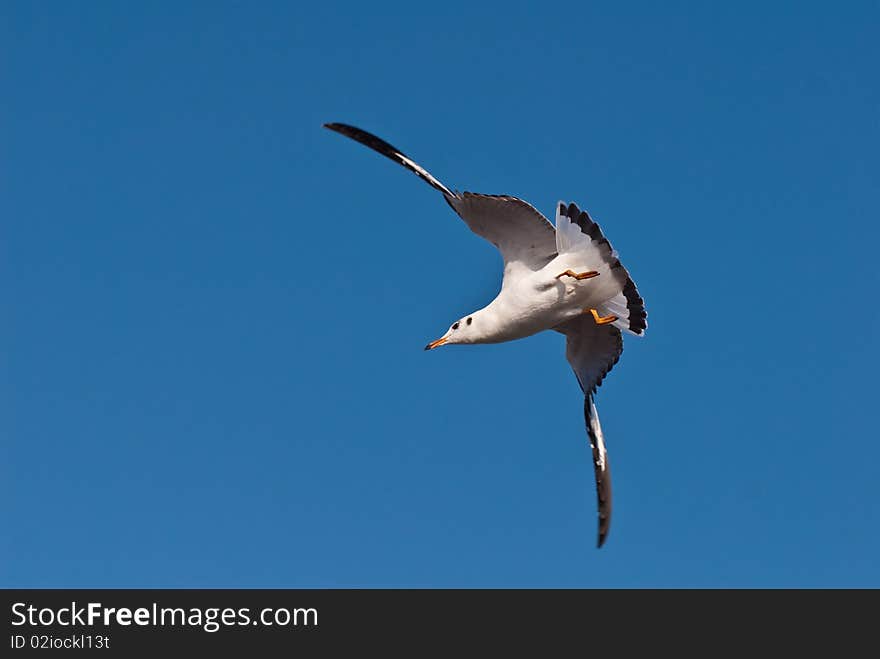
left=325, top=122, right=647, bottom=548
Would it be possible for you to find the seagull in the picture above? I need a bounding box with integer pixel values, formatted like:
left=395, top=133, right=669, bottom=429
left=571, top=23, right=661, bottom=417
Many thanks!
left=324, top=122, right=647, bottom=548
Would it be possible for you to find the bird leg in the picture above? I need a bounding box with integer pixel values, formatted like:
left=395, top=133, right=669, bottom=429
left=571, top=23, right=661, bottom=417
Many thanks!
left=556, top=269, right=600, bottom=281
left=588, top=308, right=618, bottom=325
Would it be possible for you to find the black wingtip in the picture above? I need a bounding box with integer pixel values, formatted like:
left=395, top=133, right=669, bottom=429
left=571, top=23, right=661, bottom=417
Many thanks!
left=322, top=121, right=454, bottom=197
left=321, top=121, right=403, bottom=156
left=597, top=504, right=611, bottom=548
left=324, top=122, right=365, bottom=138
left=584, top=394, right=612, bottom=550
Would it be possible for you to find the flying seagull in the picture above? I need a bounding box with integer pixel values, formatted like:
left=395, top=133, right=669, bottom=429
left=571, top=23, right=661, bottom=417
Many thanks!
left=324, top=122, right=647, bottom=548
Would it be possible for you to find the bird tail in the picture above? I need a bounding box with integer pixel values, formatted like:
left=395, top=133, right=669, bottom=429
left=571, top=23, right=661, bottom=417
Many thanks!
left=556, top=201, right=648, bottom=336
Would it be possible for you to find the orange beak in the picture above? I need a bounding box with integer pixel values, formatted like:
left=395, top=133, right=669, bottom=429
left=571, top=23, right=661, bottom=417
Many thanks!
left=424, top=337, right=448, bottom=351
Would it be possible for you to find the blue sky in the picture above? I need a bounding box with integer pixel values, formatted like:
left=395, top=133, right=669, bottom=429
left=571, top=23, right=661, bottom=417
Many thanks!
left=3, top=2, right=878, bottom=587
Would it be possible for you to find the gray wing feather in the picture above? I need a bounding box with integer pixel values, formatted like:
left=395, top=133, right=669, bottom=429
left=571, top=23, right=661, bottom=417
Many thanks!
left=324, top=123, right=557, bottom=277
left=557, top=316, right=623, bottom=548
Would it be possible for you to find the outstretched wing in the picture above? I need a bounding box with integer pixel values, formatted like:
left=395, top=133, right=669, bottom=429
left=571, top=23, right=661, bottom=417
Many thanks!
left=446, top=193, right=558, bottom=285
left=556, top=315, right=624, bottom=548
left=324, top=123, right=558, bottom=282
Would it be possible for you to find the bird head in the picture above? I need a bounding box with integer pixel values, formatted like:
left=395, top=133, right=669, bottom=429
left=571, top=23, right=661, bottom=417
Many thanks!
left=424, top=314, right=479, bottom=350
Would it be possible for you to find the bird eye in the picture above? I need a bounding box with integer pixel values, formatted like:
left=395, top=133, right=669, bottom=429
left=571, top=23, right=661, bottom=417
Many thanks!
left=452, top=322, right=460, bottom=330
left=466, top=317, right=472, bottom=325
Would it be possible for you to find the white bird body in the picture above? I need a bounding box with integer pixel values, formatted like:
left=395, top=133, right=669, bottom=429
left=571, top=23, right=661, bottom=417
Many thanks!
left=325, top=122, right=647, bottom=547
left=460, top=253, right=626, bottom=344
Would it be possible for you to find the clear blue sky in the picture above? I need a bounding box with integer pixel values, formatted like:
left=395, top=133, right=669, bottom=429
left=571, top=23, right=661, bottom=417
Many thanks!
left=3, top=2, right=878, bottom=587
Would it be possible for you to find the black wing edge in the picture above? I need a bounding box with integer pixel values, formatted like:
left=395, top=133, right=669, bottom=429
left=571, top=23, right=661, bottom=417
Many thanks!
left=559, top=201, right=647, bottom=336
left=323, top=122, right=454, bottom=197
left=585, top=394, right=612, bottom=548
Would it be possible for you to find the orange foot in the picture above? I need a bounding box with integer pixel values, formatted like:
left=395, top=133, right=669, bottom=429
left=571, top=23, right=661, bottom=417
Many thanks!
left=589, top=308, right=618, bottom=325
left=556, top=270, right=600, bottom=281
